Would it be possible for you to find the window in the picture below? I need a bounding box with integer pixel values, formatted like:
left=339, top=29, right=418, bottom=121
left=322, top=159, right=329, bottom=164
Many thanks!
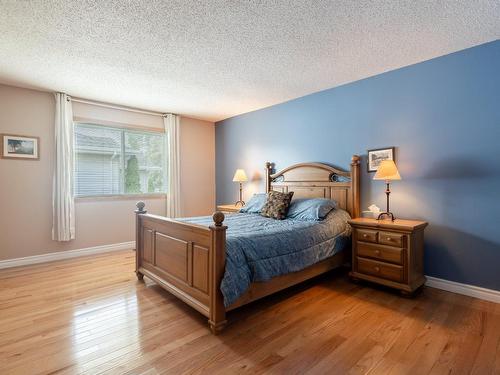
left=74, top=123, right=166, bottom=197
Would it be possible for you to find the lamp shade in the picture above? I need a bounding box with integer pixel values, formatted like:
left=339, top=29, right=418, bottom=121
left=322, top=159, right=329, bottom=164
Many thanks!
left=232, top=169, right=248, bottom=182
left=373, top=160, right=401, bottom=181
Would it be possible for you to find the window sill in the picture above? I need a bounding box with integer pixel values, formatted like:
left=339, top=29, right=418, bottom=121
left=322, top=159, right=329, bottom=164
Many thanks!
left=75, top=193, right=167, bottom=202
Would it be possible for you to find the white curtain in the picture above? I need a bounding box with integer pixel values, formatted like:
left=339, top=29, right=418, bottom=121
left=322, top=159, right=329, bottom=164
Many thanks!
left=164, top=114, right=181, bottom=217
left=52, top=93, right=75, bottom=241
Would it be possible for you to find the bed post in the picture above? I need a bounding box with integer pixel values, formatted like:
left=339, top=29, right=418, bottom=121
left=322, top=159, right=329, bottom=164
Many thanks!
left=265, top=161, right=272, bottom=193
left=208, top=211, right=228, bottom=334
left=351, top=155, right=361, bottom=218
left=135, top=201, right=147, bottom=280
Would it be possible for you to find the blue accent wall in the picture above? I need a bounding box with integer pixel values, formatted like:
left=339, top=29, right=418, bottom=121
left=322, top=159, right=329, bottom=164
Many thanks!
left=215, top=40, right=500, bottom=291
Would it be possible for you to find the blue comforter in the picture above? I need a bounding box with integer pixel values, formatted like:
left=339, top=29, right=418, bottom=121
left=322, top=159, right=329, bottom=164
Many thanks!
left=179, top=209, right=351, bottom=307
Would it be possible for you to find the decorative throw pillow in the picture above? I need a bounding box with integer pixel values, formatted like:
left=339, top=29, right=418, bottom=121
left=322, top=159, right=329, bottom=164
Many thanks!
left=260, top=191, right=294, bottom=220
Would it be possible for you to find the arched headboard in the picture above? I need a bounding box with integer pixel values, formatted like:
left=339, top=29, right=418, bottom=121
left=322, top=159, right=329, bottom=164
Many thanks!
left=265, top=155, right=360, bottom=218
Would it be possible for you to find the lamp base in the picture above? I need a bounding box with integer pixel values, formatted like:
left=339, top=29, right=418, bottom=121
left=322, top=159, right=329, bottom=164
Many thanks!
left=377, top=212, right=396, bottom=221
left=234, top=200, right=245, bottom=207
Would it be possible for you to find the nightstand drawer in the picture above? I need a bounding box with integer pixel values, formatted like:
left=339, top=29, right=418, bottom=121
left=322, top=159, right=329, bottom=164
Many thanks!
left=357, top=257, right=404, bottom=283
left=356, top=229, right=378, bottom=243
left=379, top=231, right=404, bottom=247
left=357, top=242, right=404, bottom=265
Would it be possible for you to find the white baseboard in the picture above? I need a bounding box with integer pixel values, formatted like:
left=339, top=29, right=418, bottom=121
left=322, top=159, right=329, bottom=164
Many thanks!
left=426, top=276, right=500, bottom=304
left=0, top=241, right=135, bottom=270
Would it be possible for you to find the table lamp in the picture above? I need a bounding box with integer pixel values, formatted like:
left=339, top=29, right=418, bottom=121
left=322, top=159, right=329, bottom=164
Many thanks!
left=232, top=169, right=248, bottom=206
left=373, top=160, right=401, bottom=221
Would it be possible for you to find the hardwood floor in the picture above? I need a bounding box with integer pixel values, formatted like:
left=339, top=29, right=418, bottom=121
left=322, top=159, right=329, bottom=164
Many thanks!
left=0, top=251, right=499, bottom=375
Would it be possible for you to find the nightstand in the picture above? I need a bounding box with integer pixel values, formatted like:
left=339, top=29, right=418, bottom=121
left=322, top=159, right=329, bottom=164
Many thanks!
left=216, top=204, right=242, bottom=213
left=348, top=218, right=428, bottom=295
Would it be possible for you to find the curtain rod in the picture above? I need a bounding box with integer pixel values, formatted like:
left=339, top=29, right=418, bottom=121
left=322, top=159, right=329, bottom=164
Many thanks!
left=68, top=97, right=175, bottom=118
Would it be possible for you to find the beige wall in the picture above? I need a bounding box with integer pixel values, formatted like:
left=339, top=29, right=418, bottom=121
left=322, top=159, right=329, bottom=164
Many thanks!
left=180, top=117, right=216, bottom=216
left=0, top=84, right=215, bottom=261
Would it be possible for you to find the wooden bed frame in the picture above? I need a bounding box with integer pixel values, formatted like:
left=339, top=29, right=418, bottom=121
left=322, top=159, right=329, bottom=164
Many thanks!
left=135, top=155, right=360, bottom=333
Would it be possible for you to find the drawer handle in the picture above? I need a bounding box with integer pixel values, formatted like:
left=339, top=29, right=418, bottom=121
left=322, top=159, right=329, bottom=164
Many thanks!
left=363, top=234, right=368, bottom=238
left=374, top=266, right=380, bottom=272
left=386, top=237, right=392, bottom=241
left=375, top=250, right=381, bottom=255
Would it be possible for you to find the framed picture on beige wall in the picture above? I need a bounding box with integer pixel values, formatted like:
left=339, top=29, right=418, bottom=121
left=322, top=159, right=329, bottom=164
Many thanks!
left=1, top=134, right=40, bottom=160
left=367, top=147, right=394, bottom=172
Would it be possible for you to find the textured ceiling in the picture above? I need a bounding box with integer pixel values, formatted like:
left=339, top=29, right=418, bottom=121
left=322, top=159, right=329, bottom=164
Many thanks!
left=0, top=1, right=499, bottom=121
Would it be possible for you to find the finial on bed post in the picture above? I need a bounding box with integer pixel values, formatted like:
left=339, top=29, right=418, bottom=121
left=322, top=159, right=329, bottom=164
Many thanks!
left=350, top=155, right=361, bottom=218
left=265, top=161, right=272, bottom=193
left=212, top=211, right=225, bottom=227
left=135, top=201, right=146, bottom=214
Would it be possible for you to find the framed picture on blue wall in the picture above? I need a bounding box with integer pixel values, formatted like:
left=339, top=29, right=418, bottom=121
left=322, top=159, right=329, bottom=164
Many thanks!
left=367, top=147, right=395, bottom=173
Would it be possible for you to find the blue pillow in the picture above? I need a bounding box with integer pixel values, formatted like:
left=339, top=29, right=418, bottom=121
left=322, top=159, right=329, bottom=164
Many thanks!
left=239, top=193, right=267, bottom=213
left=287, top=198, right=337, bottom=221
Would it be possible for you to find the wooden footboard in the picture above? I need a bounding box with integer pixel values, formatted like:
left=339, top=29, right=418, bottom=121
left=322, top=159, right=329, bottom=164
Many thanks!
left=134, top=202, right=228, bottom=333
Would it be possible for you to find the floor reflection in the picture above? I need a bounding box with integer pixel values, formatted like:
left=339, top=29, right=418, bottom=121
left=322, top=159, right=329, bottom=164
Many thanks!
left=71, top=293, right=140, bottom=362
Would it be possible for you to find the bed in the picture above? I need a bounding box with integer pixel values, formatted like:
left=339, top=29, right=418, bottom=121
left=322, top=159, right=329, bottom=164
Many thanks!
left=134, top=156, right=360, bottom=333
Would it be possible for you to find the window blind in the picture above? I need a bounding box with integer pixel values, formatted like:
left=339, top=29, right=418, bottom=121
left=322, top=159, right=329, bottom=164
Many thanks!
left=74, top=123, right=166, bottom=197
